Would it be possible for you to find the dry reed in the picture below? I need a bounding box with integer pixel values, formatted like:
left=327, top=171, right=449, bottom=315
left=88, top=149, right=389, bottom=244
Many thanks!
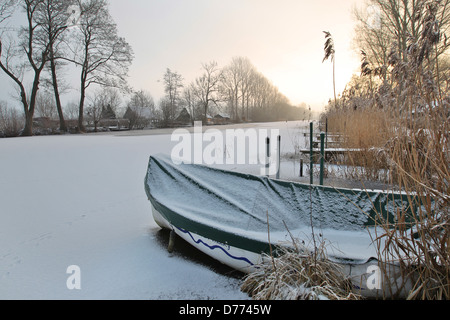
left=321, top=0, right=449, bottom=299
left=241, top=240, right=362, bottom=300
left=244, top=1, right=448, bottom=300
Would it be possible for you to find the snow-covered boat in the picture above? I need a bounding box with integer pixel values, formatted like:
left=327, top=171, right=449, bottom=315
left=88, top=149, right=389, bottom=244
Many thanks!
left=144, top=154, right=418, bottom=298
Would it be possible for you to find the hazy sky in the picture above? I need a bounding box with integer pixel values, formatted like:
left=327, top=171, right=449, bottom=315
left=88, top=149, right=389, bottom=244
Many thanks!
left=0, top=0, right=361, bottom=112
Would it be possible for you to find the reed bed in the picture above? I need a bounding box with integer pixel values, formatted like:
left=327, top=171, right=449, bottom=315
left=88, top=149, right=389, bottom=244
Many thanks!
left=322, top=89, right=449, bottom=299
left=371, top=108, right=449, bottom=299
left=321, top=12, right=449, bottom=298
left=243, top=1, right=448, bottom=300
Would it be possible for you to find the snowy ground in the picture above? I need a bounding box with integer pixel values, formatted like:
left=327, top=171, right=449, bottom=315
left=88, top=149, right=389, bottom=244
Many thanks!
left=0, top=121, right=315, bottom=300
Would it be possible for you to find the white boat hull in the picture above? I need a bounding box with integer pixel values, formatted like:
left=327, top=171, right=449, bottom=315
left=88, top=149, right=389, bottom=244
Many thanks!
left=152, top=205, right=412, bottom=299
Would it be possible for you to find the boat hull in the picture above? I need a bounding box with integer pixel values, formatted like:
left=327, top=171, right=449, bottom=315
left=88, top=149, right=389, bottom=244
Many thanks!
left=152, top=203, right=263, bottom=273
left=151, top=204, right=412, bottom=299
left=145, top=154, right=417, bottom=299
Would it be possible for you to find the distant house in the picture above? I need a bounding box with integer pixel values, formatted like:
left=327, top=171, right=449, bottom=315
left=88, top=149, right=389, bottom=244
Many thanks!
left=101, top=104, right=116, bottom=120
left=206, top=114, right=214, bottom=125
left=176, top=108, right=192, bottom=125
left=214, top=113, right=231, bottom=125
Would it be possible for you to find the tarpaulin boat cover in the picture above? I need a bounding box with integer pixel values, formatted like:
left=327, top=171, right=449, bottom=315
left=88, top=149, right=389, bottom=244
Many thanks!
left=145, top=154, right=418, bottom=261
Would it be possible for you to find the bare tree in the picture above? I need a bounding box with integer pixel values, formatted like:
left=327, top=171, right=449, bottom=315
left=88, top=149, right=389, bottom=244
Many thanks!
left=35, top=90, right=57, bottom=118
left=353, top=4, right=391, bottom=81
left=67, top=0, right=133, bottom=132
left=353, top=0, right=450, bottom=80
left=193, top=61, right=222, bottom=123
left=84, top=99, right=102, bottom=132
left=0, top=0, right=18, bottom=25
left=234, top=57, right=255, bottom=121
left=158, top=97, right=173, bottom=125
left=220, top=58, right=242, bottom=121
left=85, top=87, right=121, bottom=132
left=124, top=90, right=155, bottom=129
left=93, top=87, right=122, bottom=115
left=63, top=100, right=79, bottom=120
left=35, top=0, right=74, bottom=132
left=162, top=68, right=183, bottom=124
left=183, top=82, right=198, bottom=123
left=0, top=0, right=52, bottom=136
left=248, top=71, right=269, bottom=110
left=0, top=100, right=24, bottom=137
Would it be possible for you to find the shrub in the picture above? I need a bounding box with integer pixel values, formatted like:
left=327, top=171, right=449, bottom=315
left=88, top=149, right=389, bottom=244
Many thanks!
left=0, top=102, right=24, bottom=137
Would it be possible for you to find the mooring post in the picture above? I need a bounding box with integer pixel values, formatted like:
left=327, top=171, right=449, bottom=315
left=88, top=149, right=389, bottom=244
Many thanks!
left=320, top=132, right=325, bottom=186
left=276, top=135, right=281, bottom=179
left=266, top=137, right=270, bottom=177
left=300, top=159, right=304, bottom=177
left=310, top=122, right=314, bottom=185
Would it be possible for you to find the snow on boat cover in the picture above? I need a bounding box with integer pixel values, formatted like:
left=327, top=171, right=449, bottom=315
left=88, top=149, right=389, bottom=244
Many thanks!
left=144, top=154, right=417, bottom=267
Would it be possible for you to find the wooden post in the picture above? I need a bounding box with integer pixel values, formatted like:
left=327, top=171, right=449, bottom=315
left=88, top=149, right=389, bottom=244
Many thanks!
left=300, top=159, right=304, bottom=177
left=276, top=135, right=281, bottom=179
left=320, top=132, right=325, bottom=186
left=310, top=122, right=314, bottom=185
left=266, top=137, right=270, bottom=177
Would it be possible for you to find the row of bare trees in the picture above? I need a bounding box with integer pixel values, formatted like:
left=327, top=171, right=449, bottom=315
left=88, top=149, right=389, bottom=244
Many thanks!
left=160, top=57, right=307, bottom=125
left=0, top=0, right=133, bottom=136
left=1, top=1, right=305, bottom=136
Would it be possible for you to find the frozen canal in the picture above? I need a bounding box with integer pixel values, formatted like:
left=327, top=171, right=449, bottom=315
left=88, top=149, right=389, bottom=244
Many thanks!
left=0, top=121, right=310, bottom=300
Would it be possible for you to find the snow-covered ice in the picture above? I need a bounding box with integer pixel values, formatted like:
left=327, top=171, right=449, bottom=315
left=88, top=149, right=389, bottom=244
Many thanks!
left=0, top=134, right=232, bottom=299
left=0, top=121, right=311, bottom=300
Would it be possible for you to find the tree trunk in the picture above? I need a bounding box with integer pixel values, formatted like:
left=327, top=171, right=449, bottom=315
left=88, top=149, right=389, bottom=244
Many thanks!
left=22, top=112, right=33, bottom=136
left=241, top=93, right=245, bottom=120
left=234, top=89, right=239, bottom=122
left=204, top=92, right=209, bottom=123
left=22, top=72, right=42, bottom=136
left=50, top=50, right=67, bottom=133
left=78, top=86, right=86, bottom=133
